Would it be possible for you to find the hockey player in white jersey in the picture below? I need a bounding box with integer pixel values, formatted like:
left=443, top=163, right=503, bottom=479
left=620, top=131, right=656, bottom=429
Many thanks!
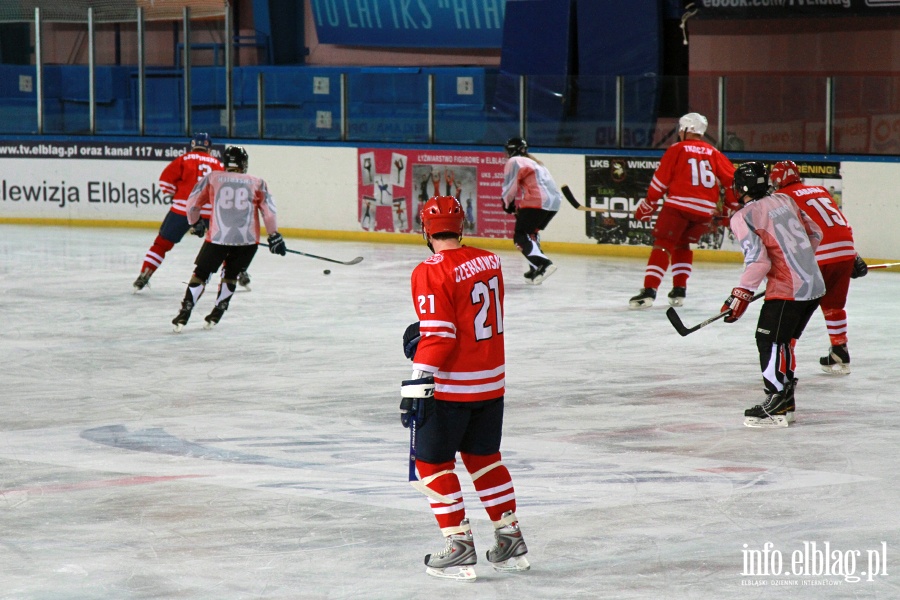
left=721, top=162, right=825, bottom=427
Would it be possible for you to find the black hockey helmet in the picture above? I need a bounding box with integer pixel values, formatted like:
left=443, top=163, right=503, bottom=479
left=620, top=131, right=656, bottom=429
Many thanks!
left=733, top=161, right=769, bottom=203
left=190, top=132, right=212, bottom=151
left=224, top=145, right=249, bottom=173
left=504, top=136, right=528, bottom=158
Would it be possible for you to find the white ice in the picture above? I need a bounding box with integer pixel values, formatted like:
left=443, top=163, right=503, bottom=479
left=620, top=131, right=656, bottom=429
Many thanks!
left=1, top=224, right=899, bottom=599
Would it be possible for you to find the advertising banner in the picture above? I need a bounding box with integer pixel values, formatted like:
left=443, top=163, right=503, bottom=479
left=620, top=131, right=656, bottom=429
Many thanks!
left=357, top=148, right=514, bottom=238
left=0, top=140, right=212, bottom=220
left=582, top=155, right=843, bottom=250
left=311, top=0, right=506, bottom=48
left=693, top=0, right=900, bottom=19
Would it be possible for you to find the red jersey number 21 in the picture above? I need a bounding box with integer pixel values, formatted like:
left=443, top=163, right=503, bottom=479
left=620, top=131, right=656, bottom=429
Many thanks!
left=472, top=276, right=503, bottom=341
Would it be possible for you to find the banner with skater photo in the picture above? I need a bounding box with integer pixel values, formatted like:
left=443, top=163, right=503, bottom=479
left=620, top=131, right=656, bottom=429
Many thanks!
left=583, top=156, right=843, bottom=250
left=357, top=148, right=513, bottom=238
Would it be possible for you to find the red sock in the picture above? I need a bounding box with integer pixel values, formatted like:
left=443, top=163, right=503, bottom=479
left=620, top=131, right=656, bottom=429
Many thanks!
left=462, top=452, right=516, bottom=522
left=670, top=248, right=693, bottom=288
left=642, top=248, right=669, bottom=290
left=416, top=459, right=465, bottom=531
left=822, top=308, right=848, bottom=346
left=142, top=235, right=175, bottom=272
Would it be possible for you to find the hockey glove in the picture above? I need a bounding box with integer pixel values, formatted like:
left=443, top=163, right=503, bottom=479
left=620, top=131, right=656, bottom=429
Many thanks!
left=722, top=287, right=753, bottom=323
left=851, top=254, right=868, bottom=279
left=502, top=200, right=516, bottom=214
left=190, top=219, right=208, bottom=238
left=634, top=199, right=657, bottom=222
left=400, top=373, right=434, bottom=428
left=402, top=321, right=421, bottom=360
left=267, top=232, right=286, bottom=256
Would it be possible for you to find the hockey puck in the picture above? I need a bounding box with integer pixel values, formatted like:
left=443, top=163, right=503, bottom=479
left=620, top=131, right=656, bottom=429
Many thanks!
left=323, top=269, right=331, bottom=275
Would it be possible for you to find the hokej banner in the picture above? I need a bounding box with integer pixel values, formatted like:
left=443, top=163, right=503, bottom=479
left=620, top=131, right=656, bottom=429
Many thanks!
left=310, top=0, right=506, bottom=48
left=694, top=0, right=900, bottom=19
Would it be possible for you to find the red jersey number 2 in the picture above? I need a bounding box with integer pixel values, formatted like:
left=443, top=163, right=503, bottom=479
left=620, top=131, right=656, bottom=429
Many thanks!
left=471, top=276, right=503, bottom=341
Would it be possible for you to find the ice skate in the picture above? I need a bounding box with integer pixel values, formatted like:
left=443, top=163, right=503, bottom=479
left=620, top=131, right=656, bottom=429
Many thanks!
left=629, top=287, right=656, bottom=309
left=523, top=266, right=537, bottom=283
left=172, top=300, right=193, bottom=333
left=203, top=299, right=230, bottom=330
left=486, top=511, right=530, bottom=573
left=424, top=520, right=477, bottom=581
left=782, top=378, right=797, bottom=424
left=133, top=268, right=153, bottom=293
left=237, top=270, right=251, bottom=291
left=667, top=286, right=686, bottom=307
left=530, top=262, right=556, bottom=285
left=744, top=391, right=792, bottom=428
left=820, top=344, right=850, bottom=375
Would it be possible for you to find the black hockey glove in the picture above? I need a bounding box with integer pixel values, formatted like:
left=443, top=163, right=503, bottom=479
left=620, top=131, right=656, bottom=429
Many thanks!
left=267, top=232, right=286, bottom=256
left=851, top=254, right=868, bottom=279
left=502, top=200, right=516, bottom=214
left=190, top=219, right=208, bottom=237
left=402, top=321, right=421, bottom=360
left=400, top=374, right=434, bottom=428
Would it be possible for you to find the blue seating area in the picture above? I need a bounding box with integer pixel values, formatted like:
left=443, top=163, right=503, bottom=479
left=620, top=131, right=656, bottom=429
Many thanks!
left=0, top=64, right=500, bottom=144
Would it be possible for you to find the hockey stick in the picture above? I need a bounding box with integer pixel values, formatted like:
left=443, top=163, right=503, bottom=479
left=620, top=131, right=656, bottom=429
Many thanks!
left=407, top=406, right=455, bottom=504
left=260, top=243, right=364, bottom=265
left=666, top=292, right=764, bottom=337
left=561, top=185, right=607, bottom=213
left=867, top=262, right=900, bottom=270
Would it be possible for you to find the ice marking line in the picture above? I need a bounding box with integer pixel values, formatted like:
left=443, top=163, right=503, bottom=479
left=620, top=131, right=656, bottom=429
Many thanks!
left=0, top=474, right=206, bottom=496
left=695, top=467, right=768, bottom=473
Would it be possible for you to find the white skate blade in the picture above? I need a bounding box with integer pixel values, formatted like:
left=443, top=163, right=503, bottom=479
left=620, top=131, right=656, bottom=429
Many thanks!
left=531, top=265, right=557, bottom=285
left=203, top=320, right=217, bottom=330
left=820, top=363, right=850, bottom=375
left=668, top=297, right=684, bottom=307
left=425, top=565, right=476, bottom=581
left=173, top=323, right=186, bottom=333
left=744, top=415, right=790, bottom=428
left=490, top=555, right=531, bottom=572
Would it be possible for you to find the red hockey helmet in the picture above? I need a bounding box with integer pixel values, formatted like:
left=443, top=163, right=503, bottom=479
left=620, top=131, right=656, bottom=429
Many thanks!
left=770, top=160, right=802, bottom=189
left=421, top=195, right=464, bottom=238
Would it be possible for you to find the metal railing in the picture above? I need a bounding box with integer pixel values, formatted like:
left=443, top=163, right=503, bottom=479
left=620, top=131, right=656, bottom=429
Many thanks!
left=6, top=8, right=900, bottom=155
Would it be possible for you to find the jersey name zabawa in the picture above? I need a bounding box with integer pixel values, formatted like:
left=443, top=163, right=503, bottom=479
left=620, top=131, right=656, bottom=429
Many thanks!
left=778, top=183, right=855, bottom=265
left=411, top=246, right=505, bottom=402
left=159, top=151, right=224, bottom=217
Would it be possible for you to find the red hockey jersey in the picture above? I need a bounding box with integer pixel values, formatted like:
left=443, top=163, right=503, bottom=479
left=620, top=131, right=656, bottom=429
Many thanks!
left=647, top=139, right=737, bottom=217
left=777, top=182, right=855, bottom=265
left=410, top=246, right=505, bottom=402
left=158, top=151, right=224, bottom=217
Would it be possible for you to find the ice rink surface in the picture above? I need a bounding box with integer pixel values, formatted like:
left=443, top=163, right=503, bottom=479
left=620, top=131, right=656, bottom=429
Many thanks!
left=1, top=224, right=898, bottom=599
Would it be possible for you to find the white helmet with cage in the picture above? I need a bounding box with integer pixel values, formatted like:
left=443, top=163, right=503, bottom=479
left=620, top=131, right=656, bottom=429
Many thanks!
left=678, top=112, right=708, bottom=136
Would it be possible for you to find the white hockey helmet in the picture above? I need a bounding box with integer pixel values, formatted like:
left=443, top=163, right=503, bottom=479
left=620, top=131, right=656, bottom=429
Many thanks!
left=678, top=112, right=708, bottom=136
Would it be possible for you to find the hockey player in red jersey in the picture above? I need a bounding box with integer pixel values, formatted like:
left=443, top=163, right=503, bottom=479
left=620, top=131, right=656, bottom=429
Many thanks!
left=399, top=195, right=529, bottom=581
left=629, top=113, right=738, bottom=308
left=770, top=160, right=867, bottom=375
left=171, top=146, right=286, bottom=332
left=722, top=162, right=825, bottom=427
left=132, top=134, right=250, bottom=292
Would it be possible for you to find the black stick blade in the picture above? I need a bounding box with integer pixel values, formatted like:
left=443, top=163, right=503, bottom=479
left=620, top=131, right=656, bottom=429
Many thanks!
left=666, top=307, right=694, bottom=337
